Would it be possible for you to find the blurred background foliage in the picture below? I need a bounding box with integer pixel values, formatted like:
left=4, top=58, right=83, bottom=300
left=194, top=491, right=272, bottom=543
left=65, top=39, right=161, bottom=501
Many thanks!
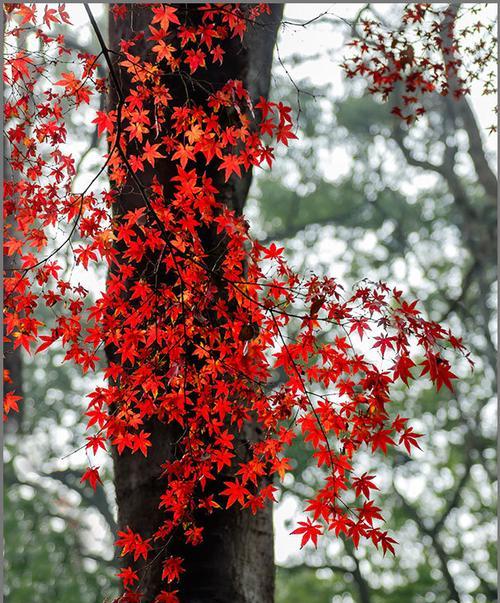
left=4, top=5, right=497, bottom=603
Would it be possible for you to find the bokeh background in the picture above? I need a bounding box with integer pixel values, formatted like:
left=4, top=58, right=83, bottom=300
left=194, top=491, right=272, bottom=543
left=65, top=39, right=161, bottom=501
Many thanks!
left=4, top=4, right=497, bottom=603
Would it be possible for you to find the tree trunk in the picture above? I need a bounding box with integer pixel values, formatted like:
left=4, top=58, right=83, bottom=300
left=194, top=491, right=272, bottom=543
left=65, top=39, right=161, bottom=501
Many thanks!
left=3, top=61, right=24, bottom=434
left=106, top=5, right=283, bottom=602
left=3, top=251, right=24, bottom=434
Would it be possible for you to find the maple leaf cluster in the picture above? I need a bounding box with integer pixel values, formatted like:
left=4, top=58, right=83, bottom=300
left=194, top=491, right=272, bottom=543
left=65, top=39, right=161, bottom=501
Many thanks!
left=341, top=3, right=497, bottom=126
left=3, top=4, right=471, bottom=602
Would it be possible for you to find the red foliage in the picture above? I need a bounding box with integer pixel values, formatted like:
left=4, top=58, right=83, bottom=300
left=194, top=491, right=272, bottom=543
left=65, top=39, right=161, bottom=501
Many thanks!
left=3, top=4, right=472, bottom=602
left=342, top=4, right=497, bottom=126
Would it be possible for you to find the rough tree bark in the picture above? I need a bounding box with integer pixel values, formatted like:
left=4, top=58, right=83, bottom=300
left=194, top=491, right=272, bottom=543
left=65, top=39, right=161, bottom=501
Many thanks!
left=3, top=233, right=24, bottom=435
left=3, top=97, right=23, bottom=434
left=105, top=5, right=283, bottom=602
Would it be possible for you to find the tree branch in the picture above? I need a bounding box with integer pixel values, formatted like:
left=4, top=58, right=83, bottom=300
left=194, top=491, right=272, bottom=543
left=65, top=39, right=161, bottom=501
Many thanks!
left=393, top=483, right=462, bottom=602
left=45, top=468, right=117, bottom=534
left=441, top=4, right=497, bottom=202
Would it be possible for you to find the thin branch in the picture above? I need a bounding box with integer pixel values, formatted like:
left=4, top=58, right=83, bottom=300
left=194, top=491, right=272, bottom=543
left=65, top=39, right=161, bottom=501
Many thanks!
left=393, top=482, right=462, bottom=602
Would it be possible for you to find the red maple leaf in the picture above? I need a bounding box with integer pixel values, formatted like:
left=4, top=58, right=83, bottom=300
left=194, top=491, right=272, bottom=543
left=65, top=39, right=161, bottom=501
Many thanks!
left=291, top=517, right=323, bottom=548
left=370, top=429, right=395, bottom=454
left=398, top=427, right=423, bottom=454
left=9, top=52, right=33, bottom=83
left=218, top=154, right=242, bottom=181
left=352, top=472, right=379, bottom=499
left=117, top=566, right=139, bottom=588
left=151, top=5, right=180, bottom=31
left=220, top=480, right=250, bottom=508
left=161, top=556, right=185, bottom=583
left=80, top=466, right=102, bottom=491
left=142, top=141, right=165, bottom=167
left=92, top=110, right=115, bottom=136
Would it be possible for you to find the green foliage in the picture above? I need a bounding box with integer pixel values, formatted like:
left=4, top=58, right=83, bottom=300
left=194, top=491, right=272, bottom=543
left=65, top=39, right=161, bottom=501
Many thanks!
left=336, top=95, right=392, bottom=138
left=276, top=567, right=357, bottom=603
